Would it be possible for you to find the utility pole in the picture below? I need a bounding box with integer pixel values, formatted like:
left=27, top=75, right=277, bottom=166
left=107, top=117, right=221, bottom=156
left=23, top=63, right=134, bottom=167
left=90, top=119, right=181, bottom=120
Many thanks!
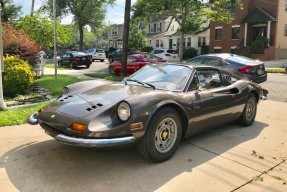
left=53, top=0, right=57, bottom=80
left=0, top=8, right=7, bottom=110
left=121, top=0, right=131, bottom=79
left=31, top=0, right=35, bottom=16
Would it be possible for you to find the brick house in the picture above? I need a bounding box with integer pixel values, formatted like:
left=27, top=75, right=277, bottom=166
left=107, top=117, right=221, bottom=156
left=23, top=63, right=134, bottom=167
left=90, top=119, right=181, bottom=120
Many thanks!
left=209, top=0, right=287, bottom=60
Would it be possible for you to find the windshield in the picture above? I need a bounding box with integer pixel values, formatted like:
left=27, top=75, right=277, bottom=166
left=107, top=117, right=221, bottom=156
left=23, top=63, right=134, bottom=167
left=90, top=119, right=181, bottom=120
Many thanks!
left=127, top=64, right=193, bottom=91
left=87, top=49, right=95, bottom=53
left=72, top=52, right=87, bottom=56
left=142, top=54, right=161, bottom=61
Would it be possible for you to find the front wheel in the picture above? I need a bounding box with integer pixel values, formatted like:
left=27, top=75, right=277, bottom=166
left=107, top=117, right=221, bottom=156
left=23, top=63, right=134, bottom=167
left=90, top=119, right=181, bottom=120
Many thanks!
left=86, top=64, right=90, bottom=69
left=137, top=107, right=182, bottom=162
left=238, top=94, right=257, bottom=126
left=109, top=57, right=114, bottom=63
left=100, top=59, right=104, bottom=62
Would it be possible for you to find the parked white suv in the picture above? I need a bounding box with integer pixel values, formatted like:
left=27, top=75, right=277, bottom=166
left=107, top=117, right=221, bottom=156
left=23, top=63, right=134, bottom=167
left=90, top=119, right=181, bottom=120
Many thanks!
left=150, top=49, right=180, bottom=62
left=86, top=48, right=106, bottom=62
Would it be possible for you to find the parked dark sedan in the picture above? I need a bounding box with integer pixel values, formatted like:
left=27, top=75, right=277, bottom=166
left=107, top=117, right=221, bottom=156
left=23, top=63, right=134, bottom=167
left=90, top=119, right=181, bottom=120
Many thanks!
left=28, top=64, right=267, bottom=162
left=108, top=49, right=140, bottom=63
left=58, top=51, right=92, bottom=68
left=188, top=53, right=267, bottom=84
left=109, top=53, right=166, bottom=76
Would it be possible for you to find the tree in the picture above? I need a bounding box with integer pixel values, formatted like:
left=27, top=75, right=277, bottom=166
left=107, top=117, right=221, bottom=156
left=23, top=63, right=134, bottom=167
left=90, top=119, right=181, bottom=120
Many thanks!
left=16, top=14, right=70, bottom=49
left=43, top=0, right=115, bottom=51
left=133, top=0, right=242, bottom=61
left=128, top=18, right=148, bottom=50
left=0, top=0, right=21, bottom=22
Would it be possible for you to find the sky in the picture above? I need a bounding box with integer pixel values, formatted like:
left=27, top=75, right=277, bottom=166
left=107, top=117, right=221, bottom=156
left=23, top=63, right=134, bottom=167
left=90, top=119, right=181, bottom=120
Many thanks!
left=13, top=0, right=136, bottom=24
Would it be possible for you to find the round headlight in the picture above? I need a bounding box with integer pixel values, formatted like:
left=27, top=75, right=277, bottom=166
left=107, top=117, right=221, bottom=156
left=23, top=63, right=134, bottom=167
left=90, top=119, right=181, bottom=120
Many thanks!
left=61, top=87, right=69, bottom=96
left=117, top=102, right=131, bottom=121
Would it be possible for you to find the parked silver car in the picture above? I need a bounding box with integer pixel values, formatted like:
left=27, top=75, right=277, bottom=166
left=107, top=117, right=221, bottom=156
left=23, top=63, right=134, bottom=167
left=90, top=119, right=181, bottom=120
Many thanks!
left=86, top=48, right=106, bottom=62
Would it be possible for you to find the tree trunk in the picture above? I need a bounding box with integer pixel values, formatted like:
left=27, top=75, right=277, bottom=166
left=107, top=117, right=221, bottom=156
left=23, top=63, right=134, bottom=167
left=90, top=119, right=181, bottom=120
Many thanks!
left=121, top=0, right=131, bottom=79
left=179, top=32, right=184, bottom=62
left=79, top=25, right=84, bottom=51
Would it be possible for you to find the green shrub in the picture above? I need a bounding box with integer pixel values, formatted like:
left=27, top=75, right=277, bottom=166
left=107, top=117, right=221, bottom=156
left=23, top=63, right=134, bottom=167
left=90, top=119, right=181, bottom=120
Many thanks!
left=141, top=46, right=153, bottom=53
left=251, top=40, right=264, bottom=54
left=183, top=47, right=198, bottom=60
left=3, top=55, right=34, bottom=98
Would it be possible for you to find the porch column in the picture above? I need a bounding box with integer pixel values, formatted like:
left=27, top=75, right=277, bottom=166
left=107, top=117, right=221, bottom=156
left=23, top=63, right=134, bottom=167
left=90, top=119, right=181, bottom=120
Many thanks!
left=244, top=23, right=248, bottom=47
left=267, top=21, right=271, bottom=46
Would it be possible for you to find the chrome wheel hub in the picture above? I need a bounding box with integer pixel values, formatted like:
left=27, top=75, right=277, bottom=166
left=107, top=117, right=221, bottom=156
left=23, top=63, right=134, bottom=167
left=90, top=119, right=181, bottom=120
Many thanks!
left=246, top=98, right=256, bottom=121
left=154, top=117, right=178, bottom=153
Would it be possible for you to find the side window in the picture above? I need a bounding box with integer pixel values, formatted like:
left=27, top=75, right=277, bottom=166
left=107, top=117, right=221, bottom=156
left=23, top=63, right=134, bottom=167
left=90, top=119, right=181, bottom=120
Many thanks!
left=196, top=69, right=222, bottom=89
left=127, top=56, right=138, bottom=62
left=221, top=72, right=238, bottom=86
left=188, top=73, right=199, bottom=91
left=189, top=58, right=206, bottom=65
left=204, top=58, right=222, bottom=66
left=63, top=53, right=70, bottom=58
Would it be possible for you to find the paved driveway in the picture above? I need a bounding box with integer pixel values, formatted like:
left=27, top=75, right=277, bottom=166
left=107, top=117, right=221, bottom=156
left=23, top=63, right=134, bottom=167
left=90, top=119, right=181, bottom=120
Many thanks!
left=0, top=100, right=286, bottom=192
left=261, top=73, right=287, bottom=102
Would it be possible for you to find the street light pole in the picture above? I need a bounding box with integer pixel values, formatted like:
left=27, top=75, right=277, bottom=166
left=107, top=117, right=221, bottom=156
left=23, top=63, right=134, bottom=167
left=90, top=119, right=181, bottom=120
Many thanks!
left=53, top=0, right=57, bottom=80
left=0, top=8, right=7, bottom=110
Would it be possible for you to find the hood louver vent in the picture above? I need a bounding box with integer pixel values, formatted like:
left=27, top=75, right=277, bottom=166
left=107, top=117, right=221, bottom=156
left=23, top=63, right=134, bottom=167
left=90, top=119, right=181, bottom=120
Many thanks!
left=86, top=103, right=103, bottom=112
left=59, top=95, right=73, bottom=102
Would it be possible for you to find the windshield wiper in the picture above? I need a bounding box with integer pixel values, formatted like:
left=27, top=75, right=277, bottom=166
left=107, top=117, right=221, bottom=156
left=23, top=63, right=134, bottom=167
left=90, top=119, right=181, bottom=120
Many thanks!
left=126, top=79, right=155, bottom=90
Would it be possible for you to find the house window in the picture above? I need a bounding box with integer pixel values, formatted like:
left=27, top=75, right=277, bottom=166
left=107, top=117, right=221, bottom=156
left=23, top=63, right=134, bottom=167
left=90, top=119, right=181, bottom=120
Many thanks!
left=154, top=23, right=157, bottom=33
left=232, top=26, right=240, bottom=39
left=171, top=25, right=175, bottom=31
left=156, top=40, right=160, bottom=47
left=215, top=27, right=223, bottom=40
left=198, top=37, right=206, bottom=47
left=157, top=23, right=162, bottom=32
left=285, top=24, right=287, bottom=36
left=112, top=27, right=118, bottom=35
left=187, top=38, right=191, bottom=47
left=182, top=38, right=186, bottom=47
left=285, top=0, right=287, bottom=11
left=214, top=47, right=222, bottom=53
left=177, top=38, right=180, bottom=47
left=149, top=24, right=151, bottom=33
left=231, top=46, right=237, bottom=54
left=149, top=40, right=152, bottom=45
left=160, top=40, right=164, bottom=47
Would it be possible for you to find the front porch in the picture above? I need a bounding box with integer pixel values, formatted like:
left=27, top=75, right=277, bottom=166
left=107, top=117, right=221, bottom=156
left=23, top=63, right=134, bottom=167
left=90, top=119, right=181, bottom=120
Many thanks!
left=238, top=7, right=277, bottom=60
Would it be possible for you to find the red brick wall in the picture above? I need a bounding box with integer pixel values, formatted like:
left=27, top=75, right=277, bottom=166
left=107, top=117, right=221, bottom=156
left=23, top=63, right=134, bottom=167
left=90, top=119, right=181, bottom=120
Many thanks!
left=209, top=0, right=278, bottom=57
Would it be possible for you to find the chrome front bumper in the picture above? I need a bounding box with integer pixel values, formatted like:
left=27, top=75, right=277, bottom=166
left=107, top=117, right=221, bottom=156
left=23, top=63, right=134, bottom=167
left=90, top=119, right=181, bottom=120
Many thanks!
left=27, top=112, right=136, bottom=147
left=54, top=134, right=135, bottom=147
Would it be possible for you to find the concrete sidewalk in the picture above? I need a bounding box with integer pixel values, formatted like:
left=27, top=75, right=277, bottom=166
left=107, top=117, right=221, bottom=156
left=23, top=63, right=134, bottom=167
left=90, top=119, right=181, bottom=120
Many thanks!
left=0, top=100, right=286, bottom=192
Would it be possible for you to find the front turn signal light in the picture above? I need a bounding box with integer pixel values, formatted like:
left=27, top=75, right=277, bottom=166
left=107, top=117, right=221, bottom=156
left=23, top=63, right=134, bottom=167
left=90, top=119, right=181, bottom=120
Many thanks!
left=71, top=123, right=87, bottom=133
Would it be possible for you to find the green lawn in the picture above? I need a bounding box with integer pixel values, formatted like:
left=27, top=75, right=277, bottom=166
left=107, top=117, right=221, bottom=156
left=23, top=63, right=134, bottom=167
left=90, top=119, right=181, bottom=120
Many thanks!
left=45, top=64, right=66, bottom=70
left=85, top=73, right=122, bottom=81
left=0, top=102, right=47, bottom=127
left=0, top=75, right=92, bottom=127
left=36, top=75, right=92, bottom=97
left=265, top=68, right=286, bottom=73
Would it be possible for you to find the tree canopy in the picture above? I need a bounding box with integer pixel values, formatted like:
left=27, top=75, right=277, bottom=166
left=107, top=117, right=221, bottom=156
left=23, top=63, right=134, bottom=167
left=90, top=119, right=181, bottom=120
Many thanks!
left=43, top=0, right=115, bottom=50
left=128, top=18, right=148, bottom=50
left=0, top=0, right=21, bottom=22
left=133, top=0, right=242, bottom=61
left=16, top=14, right=70, bottom=49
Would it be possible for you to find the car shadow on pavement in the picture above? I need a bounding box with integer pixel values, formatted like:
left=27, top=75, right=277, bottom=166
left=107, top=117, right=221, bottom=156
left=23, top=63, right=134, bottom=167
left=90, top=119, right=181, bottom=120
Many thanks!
left=0, top=121, right=268, bottom=192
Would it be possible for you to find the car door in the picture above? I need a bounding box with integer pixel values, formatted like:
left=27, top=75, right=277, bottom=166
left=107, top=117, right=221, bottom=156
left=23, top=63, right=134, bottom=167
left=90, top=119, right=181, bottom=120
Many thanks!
left=61, top=53, right=73, bottom=66
left=185, top=68, right=240, bottom=136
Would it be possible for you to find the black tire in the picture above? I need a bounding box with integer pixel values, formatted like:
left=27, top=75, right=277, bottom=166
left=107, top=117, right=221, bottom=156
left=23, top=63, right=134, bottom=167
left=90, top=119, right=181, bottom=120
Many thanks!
left=100, top=59, right=104, bottom=62
left=238, top=94, right=257, bottom=126
left=109, top=57, right=114, bottom=63
left=86, top=64, right=90, bottom=69
left=137, top=107, right=182, bottom=162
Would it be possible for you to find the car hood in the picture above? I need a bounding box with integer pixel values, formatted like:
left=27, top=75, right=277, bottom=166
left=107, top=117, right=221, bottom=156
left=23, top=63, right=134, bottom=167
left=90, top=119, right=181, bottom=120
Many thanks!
left=49, top=83, right=152, bottom=117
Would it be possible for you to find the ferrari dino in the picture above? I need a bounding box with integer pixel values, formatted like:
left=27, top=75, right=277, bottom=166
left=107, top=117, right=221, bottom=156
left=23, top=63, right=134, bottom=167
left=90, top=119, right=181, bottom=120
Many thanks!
left=28, top=64, right=267, bottom=162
